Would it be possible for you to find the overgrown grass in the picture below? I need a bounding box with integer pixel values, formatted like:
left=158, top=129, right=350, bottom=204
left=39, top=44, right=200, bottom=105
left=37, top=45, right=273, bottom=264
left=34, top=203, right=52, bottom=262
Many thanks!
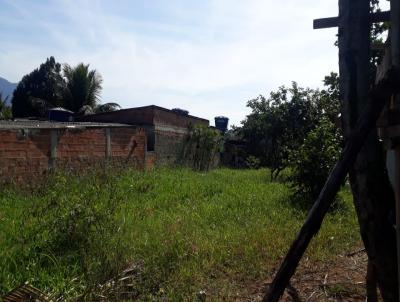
left=0, top=168, right=359, bottom=300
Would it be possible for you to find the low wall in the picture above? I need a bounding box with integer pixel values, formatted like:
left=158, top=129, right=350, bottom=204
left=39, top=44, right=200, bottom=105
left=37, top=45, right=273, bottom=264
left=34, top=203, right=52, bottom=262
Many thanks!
left=0, top=126, right=146, bottom=183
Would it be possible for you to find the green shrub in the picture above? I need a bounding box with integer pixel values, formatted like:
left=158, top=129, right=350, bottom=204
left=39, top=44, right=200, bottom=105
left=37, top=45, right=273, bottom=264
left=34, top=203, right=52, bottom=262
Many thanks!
left=288, top=118, right=342, bottom=209
left=180, top=125, right=223, bottom=171
left=245, top=155, right=261, bottom=169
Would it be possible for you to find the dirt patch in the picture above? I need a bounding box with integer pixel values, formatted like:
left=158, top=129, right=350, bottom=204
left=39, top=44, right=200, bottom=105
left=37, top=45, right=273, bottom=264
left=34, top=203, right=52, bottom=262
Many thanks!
left=248, top=249, right=370, bottom=301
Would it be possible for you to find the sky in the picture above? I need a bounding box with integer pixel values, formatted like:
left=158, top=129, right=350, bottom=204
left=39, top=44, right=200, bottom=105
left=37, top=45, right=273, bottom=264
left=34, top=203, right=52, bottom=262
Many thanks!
left=0, top=0, right=387, bottom=126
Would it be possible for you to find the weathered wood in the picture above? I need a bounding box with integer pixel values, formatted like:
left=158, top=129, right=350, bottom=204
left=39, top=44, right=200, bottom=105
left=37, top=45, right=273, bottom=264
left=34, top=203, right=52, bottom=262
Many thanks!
left=392, top=0, right=400, bottom=299
left=313, top=10, right=390, bottom=29
left=263, top=67, right=400, bottom=302
left=339, top=0, right=398, bottom=301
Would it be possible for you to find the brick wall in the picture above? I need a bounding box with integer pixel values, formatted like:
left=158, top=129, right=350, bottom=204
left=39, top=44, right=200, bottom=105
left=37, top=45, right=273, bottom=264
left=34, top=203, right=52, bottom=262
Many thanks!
left=0, top=127, right=146, bottom=183
left=153, top=126, right=187, bottom=166
left=0, top=129, right=51, bottom=182
left=77, top=105, right=209, bottom=129
left=75, top=105, right=210, bottom=166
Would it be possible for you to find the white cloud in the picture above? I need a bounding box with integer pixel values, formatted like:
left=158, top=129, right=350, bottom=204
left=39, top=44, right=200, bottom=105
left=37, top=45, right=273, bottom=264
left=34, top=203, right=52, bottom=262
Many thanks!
left=0, top=0, right=341, bottom=125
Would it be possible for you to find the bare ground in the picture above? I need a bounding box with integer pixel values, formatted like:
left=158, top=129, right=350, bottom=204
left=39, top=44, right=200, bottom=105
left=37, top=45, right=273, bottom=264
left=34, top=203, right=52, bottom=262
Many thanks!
left=246, top=249, right=371, bottom=302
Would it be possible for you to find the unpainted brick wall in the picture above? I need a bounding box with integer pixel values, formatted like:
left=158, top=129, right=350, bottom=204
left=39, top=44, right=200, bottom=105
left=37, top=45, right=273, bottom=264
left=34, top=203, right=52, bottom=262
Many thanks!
left=0, top=127, right=146, bottom=182
left=154, top=128, right=186, bottom=166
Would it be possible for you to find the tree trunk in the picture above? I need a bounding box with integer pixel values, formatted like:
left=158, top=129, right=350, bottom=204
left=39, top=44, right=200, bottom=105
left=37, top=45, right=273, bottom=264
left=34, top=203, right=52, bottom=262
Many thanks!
left=339, top=0, right=398, bottom=300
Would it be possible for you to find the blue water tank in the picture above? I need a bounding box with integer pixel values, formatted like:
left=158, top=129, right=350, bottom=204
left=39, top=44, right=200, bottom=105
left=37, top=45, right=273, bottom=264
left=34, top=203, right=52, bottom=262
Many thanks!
left=48, top=107, right=74, bottom=122
left=215, top=116, right=229, bottom=133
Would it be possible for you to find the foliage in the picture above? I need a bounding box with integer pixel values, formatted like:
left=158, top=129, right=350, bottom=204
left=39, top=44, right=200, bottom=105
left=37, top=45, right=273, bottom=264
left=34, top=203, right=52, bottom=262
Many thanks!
left=62, top=63, right=103, bottom=113
left=11, top=59, right=118, bottom=118
left=317, top=72, right=341, bottom=124
left=369, top=0, right=390, bottom=78
left=288, top=117, right=342, bottom=208
left=240, top=82, right=326, bottom=179
left=11, top=57, right=65, bottom=117
left=285, top=73, right=342, bottom=208
left=0, top=92, right=12, bottom=119
left=0, top=168, right=359, bottom=301
left=95, top=102, right=121, bottom=113
left=180, top=125, right=224, bottom=171
left=239, top=73, right=342, bottom=206
left=245, top=155, right=261, bottom=169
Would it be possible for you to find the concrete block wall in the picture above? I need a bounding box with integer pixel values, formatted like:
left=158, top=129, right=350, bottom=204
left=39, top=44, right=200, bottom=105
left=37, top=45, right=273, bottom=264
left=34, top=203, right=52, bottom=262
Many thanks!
left=0, top=127, right=146, bottom=183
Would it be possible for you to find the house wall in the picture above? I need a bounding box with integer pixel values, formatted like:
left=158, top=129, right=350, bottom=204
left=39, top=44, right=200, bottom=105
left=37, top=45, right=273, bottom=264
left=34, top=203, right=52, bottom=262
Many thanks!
left=77, top=106, right=209, bottom=128
left=154, top=125, right=187, bottom=166
left=76, top=106, right=210, bottom=166
left=0, top=127, right=146, bottom=183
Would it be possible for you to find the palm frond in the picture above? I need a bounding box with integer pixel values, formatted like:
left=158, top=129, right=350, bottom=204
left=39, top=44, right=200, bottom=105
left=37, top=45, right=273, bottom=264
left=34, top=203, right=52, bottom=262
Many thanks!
left=62, top=63, right=103, bottom=112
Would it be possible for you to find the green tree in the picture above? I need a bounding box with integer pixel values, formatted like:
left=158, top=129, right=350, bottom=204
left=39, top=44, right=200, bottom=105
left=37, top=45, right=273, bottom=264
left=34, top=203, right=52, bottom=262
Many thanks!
left=288, top=117, right=342, bottom=208
left=11, top=57, right=65, bottom=117
left=286, top=72, right=342, bottom=207
left=240, top=82, right=320, bottom=179
left=239, top=74, right=341, bottom=181
left=317, top=72, right=341, bottom=124
left=0, top=92, right=12, bottom=119
left=62, top=63, right=103, bottom=112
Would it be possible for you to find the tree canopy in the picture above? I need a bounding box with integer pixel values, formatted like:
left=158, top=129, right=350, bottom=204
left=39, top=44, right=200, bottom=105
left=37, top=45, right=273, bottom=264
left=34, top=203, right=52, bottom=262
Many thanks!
left=12, top=57, right=64, bottom=118
left=239, top=73, right=340, bottom=178
left=11, top=58, right=119, bottom=118
left=62, top=63, right=103, bottom=113
left=0, top=92, right=12, bottom=120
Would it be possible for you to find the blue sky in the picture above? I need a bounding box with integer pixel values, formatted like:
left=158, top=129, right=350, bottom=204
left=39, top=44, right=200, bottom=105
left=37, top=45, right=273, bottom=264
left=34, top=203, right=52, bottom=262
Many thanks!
left=1, top=0, right=385, bottom=126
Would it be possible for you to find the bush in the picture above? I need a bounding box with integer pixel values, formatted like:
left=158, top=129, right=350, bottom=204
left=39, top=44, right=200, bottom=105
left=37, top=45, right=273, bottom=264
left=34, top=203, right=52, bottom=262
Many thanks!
left=180, top=125, right=224, bottom=171
left=245, top=155, right=261, bottom=169
left=288, top=118, right=342, bottom=209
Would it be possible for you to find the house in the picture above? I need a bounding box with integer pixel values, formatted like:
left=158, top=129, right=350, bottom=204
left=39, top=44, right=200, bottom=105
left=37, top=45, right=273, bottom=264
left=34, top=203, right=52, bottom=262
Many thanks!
left=76, top=105, right=209, bottom=165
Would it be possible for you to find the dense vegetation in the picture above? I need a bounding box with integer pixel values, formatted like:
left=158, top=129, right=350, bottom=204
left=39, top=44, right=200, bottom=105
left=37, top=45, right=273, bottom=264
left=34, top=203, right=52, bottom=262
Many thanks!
left=11, top=57, right=120, bottom=118
left=180, top=125, right=224, bottom=171
left=0, top=92, right=12, bottom=120
left=0, top=168, right=359, bottom=300
left=237, top=73, right=342, bottom=207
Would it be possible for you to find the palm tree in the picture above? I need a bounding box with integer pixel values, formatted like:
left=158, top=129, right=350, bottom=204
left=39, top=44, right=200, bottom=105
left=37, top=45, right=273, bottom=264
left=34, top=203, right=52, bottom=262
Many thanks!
left=62, top=63, right=103, bottom=112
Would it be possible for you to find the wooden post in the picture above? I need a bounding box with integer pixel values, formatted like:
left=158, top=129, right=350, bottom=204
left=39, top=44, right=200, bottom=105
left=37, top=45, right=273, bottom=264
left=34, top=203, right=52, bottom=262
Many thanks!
left=262, top=67, right=400, bottom=302
left=395, top=146, right=400, bottom=300
left=392, top=0, right=400, bottom=298
left=264, top=0, right=400, bottom=300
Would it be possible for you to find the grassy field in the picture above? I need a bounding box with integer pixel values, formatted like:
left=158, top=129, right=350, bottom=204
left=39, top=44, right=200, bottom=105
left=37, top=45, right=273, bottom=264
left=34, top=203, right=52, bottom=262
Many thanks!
left=0, top=168, right=360, bottom=301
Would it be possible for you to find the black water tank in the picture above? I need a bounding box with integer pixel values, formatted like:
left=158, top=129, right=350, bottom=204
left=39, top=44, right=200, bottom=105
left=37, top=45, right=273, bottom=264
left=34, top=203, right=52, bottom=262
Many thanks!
left=214, top=116, right=229, bottom=133
left=48, top=107, right=74, bottom=122
left=172, top=108, right=189, bottom=115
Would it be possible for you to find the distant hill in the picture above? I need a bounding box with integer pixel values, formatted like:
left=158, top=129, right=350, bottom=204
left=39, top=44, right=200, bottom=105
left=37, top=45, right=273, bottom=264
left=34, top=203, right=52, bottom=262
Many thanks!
left=0, top=77, right=18, bottom=106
